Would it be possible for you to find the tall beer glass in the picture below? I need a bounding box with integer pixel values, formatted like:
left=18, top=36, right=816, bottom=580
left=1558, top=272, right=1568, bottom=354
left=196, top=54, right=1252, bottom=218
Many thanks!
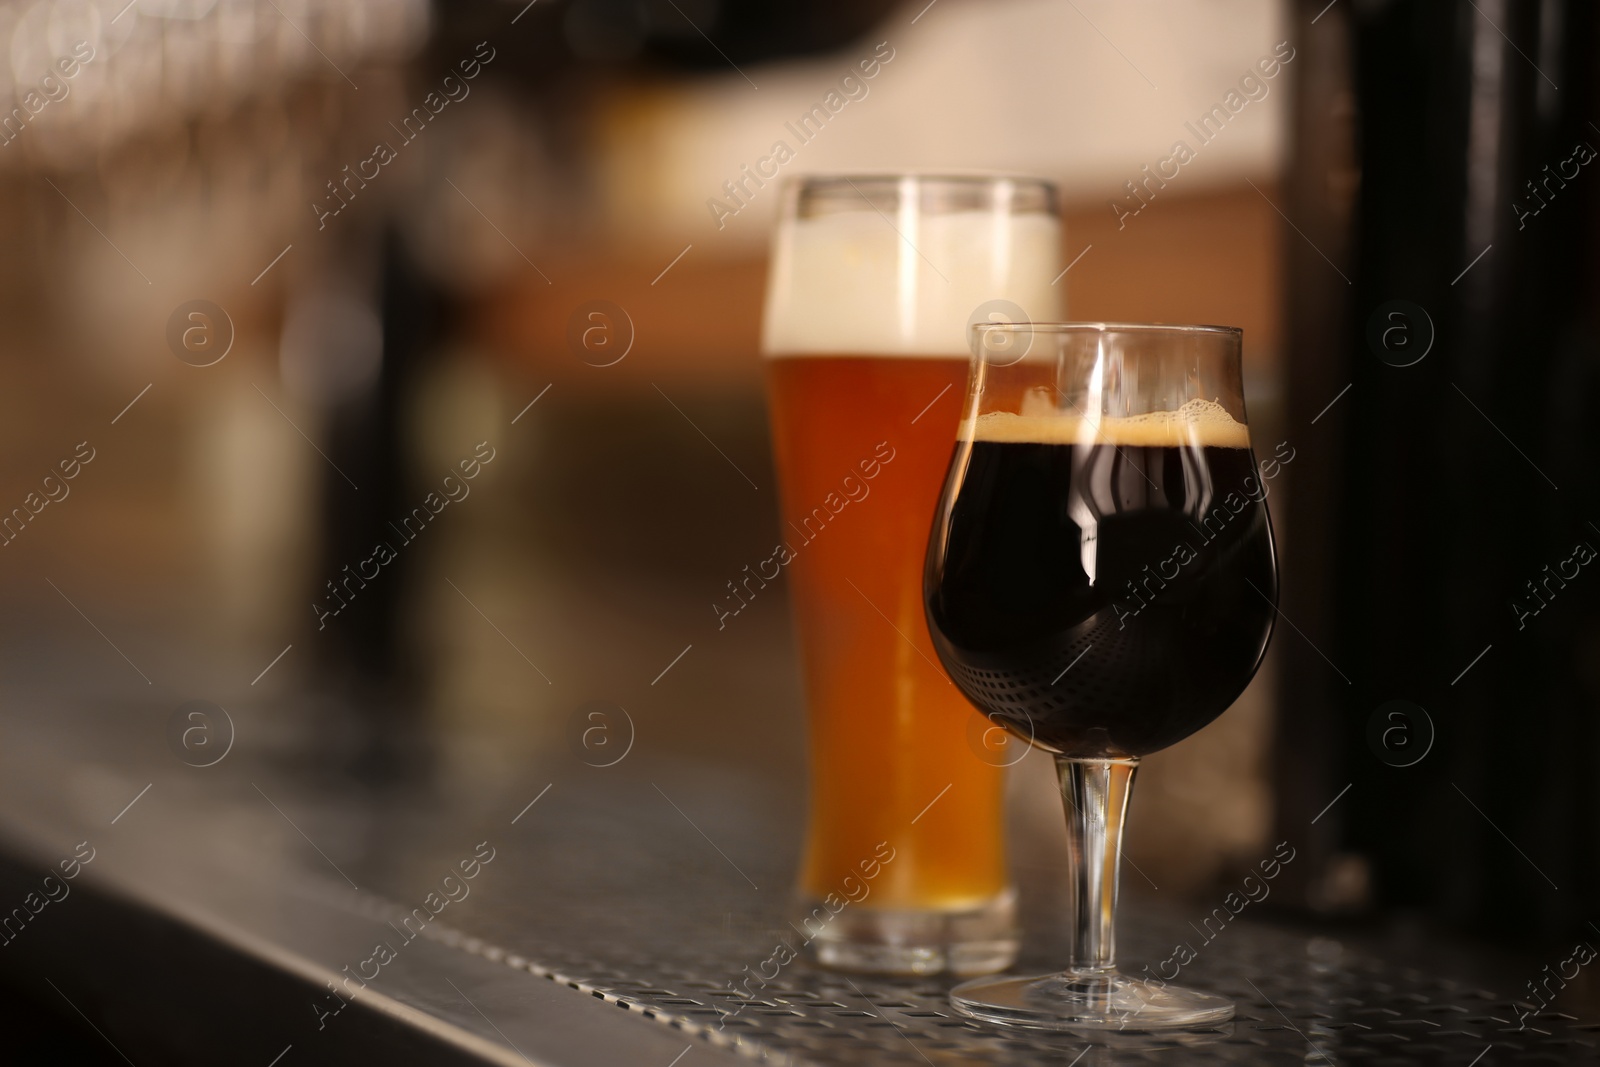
left=762, top=175, right=1062, bottom=974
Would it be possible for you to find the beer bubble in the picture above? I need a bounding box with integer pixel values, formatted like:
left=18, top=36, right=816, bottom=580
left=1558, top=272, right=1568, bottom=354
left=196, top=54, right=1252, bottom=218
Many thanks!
left=1366, top=699, right=1433, bottom=767
left=166, top=700, right=235, bottom=767
left=964, top=707, right=1032, bottom=768
left=167, top=299, right=234, bottom=367
left=968, top=300, right=1034, bottom=367
left=1366, top=300, right=1433, bottom=367
left=567, top=300, right=634, bottom=367
left=569, top=699, right=634, bottom=767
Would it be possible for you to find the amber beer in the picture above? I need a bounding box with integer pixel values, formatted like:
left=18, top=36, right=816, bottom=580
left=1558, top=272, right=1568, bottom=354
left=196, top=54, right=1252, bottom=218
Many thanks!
left=762, top=175, right=1061, bottom=974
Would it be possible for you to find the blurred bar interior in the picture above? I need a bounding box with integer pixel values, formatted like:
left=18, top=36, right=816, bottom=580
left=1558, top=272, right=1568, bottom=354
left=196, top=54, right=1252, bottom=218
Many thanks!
left=0, top=0, right=1597, bottom=1060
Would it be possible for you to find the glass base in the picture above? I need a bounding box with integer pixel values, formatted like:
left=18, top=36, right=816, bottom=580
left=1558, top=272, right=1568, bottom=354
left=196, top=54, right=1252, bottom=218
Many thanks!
left=798, top=891, right=1016, bottom=976
left=951, top=969, right=1234, bottom=1031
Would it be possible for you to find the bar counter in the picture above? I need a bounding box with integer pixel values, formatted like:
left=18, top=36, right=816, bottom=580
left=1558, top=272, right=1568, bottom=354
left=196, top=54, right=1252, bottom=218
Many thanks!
left=0, top=621, right=1593, bottom=1066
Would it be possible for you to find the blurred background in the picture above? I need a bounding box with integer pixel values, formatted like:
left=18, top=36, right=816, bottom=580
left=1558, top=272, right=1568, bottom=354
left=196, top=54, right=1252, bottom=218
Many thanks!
left=0, top=0, right=1597, bottom=1054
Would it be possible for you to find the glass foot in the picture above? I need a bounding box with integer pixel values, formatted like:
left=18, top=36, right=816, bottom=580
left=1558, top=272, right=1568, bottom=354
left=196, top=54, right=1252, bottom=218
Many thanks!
left=951, top=969, right=1234, bottom=1031
left=799, top=891, right=1016, bottom=976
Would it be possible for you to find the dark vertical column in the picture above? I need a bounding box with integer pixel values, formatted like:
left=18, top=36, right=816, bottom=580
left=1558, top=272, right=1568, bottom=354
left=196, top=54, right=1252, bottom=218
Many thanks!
left=1274, top=0, right=1358, bottom=909
left=312, top=226, right=448, bottom=781
left=1281, top=0, right=1600, bottom=937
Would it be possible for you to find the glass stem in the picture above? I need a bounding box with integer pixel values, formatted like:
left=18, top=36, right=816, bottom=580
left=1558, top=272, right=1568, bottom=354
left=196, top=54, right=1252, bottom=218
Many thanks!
left=1055, top=756, right=1138, bottom=974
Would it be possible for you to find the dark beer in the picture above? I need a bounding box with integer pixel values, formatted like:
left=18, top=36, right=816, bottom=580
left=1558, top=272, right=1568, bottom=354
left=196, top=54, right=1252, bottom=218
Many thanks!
left=926, top=409, right=1277, bottom=759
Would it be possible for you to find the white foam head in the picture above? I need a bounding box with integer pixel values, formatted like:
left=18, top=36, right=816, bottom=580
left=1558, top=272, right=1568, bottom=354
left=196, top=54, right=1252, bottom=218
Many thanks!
left=762, top=192, right=1062, bottom=358
left=964, top=398, right=1251, bottom=448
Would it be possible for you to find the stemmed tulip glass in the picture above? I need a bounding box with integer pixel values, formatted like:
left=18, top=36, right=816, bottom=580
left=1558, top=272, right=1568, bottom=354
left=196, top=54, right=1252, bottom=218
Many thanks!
left=923, top=322, right=1278, bottom=1029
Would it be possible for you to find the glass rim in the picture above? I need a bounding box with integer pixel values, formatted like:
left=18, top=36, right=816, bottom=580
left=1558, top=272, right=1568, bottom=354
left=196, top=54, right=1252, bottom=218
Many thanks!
left=787, top=172, right=1058, bottom=195
left=972, top=321, right=1243, bottom=338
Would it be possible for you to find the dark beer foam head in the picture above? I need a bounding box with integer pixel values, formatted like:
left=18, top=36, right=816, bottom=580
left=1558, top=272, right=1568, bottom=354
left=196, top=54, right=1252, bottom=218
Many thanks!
left=964, top=398, right=1250, bottom=448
